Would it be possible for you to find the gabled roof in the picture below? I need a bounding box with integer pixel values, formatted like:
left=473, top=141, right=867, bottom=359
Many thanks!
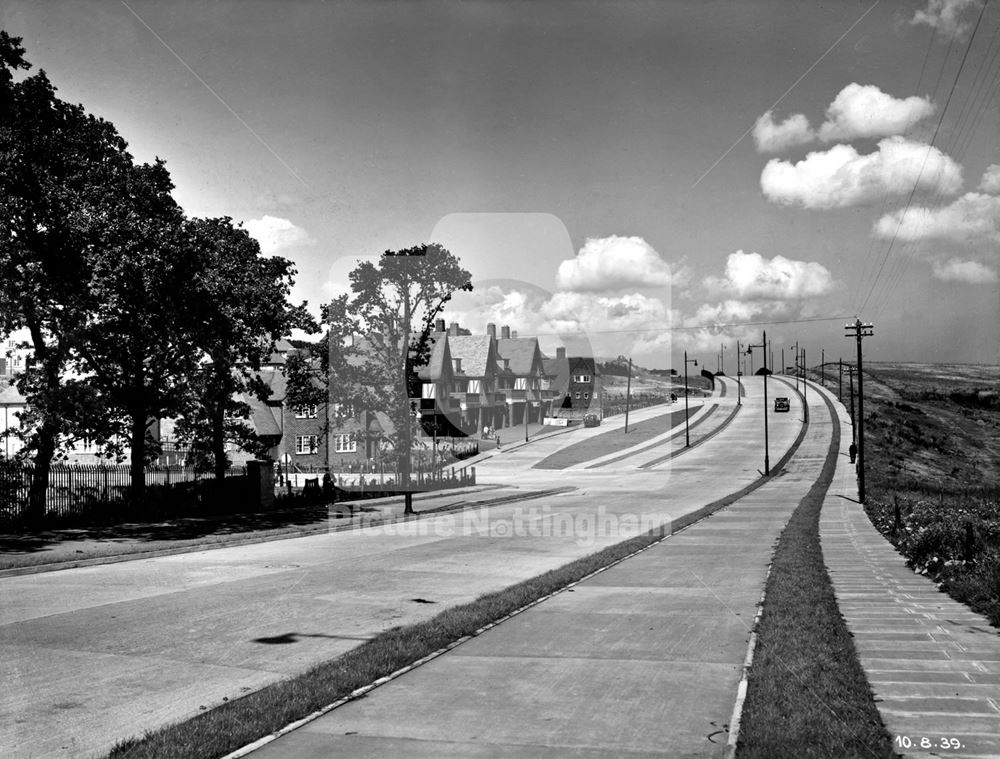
left=244, top=393, right=282, bottom=437
left=496, top=337, right=543, bottom=376
left=446, top=335, right=495, bottom=378
left=411, top=333, right=453, bottom=383
left=259, top=369, right=287, bottom=402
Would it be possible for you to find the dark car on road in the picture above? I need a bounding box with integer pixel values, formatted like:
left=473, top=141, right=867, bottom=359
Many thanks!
left=583, top=413, right=602, bottom=427
left=774, top=397, right=790, bottom=412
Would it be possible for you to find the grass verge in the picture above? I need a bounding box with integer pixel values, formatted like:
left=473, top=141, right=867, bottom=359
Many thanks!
left=736, top=388, right=895, bottom=759
left=106, top=523, right=672, bottom=759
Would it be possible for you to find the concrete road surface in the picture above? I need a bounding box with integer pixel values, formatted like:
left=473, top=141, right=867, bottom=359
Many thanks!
left=3, top=376, right=803, bottom=758
left=246, top=374, right=837, bottom=758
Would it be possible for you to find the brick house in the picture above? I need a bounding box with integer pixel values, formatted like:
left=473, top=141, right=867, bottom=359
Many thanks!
left=542, top=348, right=600, bottom=419
left=494, top=325, right=548, bottom=426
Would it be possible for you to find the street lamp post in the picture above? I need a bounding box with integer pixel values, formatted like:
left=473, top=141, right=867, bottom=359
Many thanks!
left=735, top=340, right=743, bottom=407
left=746, top=331, right=770, bottom=475
left=684, top=351, right=698, bottom=447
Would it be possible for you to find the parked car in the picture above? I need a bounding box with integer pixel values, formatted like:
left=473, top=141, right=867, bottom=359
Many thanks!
left=583, top=413, right=602, bottom=427
left=774, top=397, right=790, bottom=412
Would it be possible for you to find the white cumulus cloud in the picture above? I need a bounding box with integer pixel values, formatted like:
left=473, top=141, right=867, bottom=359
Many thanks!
left=978, top=164, right=1000, bottom=194
left=245, top=215, right=313, bottom=255
left=704, top=250, right=836, bottom=300
left=753, top=111, right=815, bottom=153
left=761, top=136, right=963, bottom=209
left=555, top=235, right=675, bottom=292
left=818, top=84, right=935, bottom=142
left=911, top=0, right=982, bottom=41
left=873, top=193, right=1000, bottom=244
left=932, top=258, right=999, bottom=283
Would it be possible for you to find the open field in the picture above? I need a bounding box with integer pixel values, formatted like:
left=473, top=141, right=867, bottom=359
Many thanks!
left=811, top=362, right=1000, bottom=627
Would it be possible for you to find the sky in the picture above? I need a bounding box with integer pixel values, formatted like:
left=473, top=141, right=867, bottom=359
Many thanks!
left=3, top=0, right=999, bottom=368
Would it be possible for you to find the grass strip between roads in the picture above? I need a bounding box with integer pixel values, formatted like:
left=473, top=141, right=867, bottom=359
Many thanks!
left=736, top=386, right=895, bottom=759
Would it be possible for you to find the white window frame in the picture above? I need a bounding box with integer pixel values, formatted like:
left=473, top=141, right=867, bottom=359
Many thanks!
left=514, top=377, right=527, bottom=390
left=294, top=404, right=318, bottom=419
left=467, top=379, right=481, bottom=394
left=422, top=383, right=436, bottom=399
left=295, top=435, right=319, bottom=454
left=572, top=374, right=591, bottom=383
left=333, top=433, right=357, bottom=453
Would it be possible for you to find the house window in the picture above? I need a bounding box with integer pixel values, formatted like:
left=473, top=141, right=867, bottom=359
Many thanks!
left=572, top=374, right=591, bottom=383
left=467, top=379, right=481, bottom=393
left=422, top=383, right=436, bottom=399
left=295, top=435, right=319, bottom=454
left=294, top=404, right=318, bottom=419
left=574, top=391, right=581, bottom=400
left=333, top=434, right=357, bottom=453
left=514, top=377, right=527, bottom=390
left=584, top=392, right=590, bottom=400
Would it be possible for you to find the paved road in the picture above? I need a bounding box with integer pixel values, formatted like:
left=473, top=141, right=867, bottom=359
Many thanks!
left=246, top=375, right=837, bottom=758
left=2, top=376, right=801, bottom=758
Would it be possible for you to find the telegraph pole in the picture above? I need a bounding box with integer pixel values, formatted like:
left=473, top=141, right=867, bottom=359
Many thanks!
left=821, top=349, right=825, bottom=386
left=845, top=320, right=874, bottom=503
left=846, top=365, right=855, bottom=437
left=781, top=347, right=785, bottom=375
left=747, top=332, right=770, bottom=475
left=839, top=357, right=843, bottom=401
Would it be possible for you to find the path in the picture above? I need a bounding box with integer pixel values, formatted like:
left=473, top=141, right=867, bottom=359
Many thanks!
left=818, top=382, right=1000, bottom=759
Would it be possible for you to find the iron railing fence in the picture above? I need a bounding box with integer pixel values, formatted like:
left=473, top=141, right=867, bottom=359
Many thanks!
left=0, top=462, right=246, bottom=527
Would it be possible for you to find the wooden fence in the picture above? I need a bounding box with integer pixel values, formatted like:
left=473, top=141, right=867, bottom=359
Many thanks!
left=0, top=462, right=246, bottom=527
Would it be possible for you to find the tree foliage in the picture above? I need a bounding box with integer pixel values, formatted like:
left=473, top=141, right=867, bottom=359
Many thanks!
left=348, top=244, right=472, bottom=482
left=0, top=31, right=137, bottom=519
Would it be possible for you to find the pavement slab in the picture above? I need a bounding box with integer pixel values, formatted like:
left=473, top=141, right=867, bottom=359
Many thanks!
left=817, top=382, right=1000, bottom=759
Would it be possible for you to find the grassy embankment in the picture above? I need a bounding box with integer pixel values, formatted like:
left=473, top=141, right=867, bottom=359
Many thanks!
left=842, top=362, right=1000, bottom=626
left=736, top=382, right=894, bottom=759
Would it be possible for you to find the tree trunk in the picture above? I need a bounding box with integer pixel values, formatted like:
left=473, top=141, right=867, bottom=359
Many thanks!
left=129, top=409, right=147, bottom=507
left=26, top=419, right=58, bottom=528
left=212, top=402, right=227, bottom=482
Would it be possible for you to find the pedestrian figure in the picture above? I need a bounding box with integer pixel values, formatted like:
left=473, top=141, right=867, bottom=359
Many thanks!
left=670, top=393, right=677, bottom=403
left=496, top=432, right=501, bottom=449
left=849, top=441, right=857, bottom=463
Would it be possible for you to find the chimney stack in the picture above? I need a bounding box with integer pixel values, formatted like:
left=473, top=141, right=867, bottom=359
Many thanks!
left=557, top=347, right=566, bottom=360
left=435, top=318, right=445, bottom=333
left=487, top=323, right=496, bottom=338
left=453, top=357, right=462, bottom=373
left=501, top=325, right=511, bottom=339
left=512, top=330, right=518, bottom=339
left=449, top=322, right=460, bottom=336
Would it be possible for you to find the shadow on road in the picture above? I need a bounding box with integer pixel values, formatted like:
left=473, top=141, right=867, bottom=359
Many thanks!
left=0, top=503, right=338, bottom=555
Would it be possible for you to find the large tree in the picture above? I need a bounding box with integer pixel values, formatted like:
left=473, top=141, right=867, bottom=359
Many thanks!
left=349, top=244, right=472, bottom=513
left=0, top=32, right=135, bottom=521
left=173, top=216, right=315, bottom=480
left=72, top=160, right=210, bottom=503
